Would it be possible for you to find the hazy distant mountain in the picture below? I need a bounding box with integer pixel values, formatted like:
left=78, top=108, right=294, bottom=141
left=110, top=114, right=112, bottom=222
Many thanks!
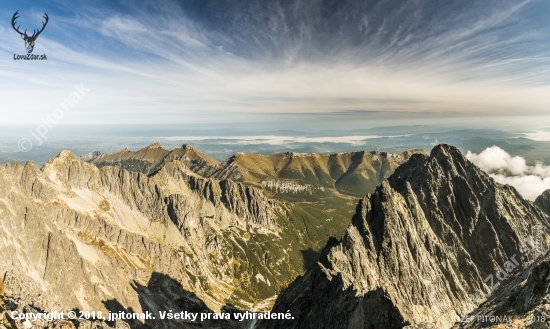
left=87, top=143, right=219, bottom=177
left=78, top=150, right=105, bottom=161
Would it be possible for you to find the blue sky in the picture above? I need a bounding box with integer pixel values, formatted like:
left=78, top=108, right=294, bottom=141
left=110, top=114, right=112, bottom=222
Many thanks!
left=1, top=0, right=550, bottom=126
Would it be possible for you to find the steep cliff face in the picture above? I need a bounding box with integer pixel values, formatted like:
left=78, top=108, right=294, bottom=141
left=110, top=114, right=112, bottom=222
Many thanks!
left=264, top=144, right=550, bottom=329
left=451, top=191, right=550, bottom=328
left=536, top=190, right=550, bottom=215
left=0, top=150, right=287, bottom=328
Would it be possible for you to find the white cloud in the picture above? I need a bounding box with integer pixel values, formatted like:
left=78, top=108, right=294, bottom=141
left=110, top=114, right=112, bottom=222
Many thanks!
left=465, top=146, right=527, bottom=175
left=525, top=131, right=550, bottom=141
left=490, top=174, right=550, bottom=201
left=466, top=146, right=550, bottom=200
left=161, top=135, right=397, bottom=146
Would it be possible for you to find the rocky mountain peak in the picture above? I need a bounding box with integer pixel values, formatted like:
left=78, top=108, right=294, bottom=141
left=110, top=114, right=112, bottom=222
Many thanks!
left=429, top=143, right=470, bottom=171
left=145, top=142, right=164, bottom=149
left=387, top=143, right=495, bottom=202
left=263, top=144, right=550, bottom=329
left=79, top=150, right=105, bottom=161
left=430, top=143, right=462, bottom=157
left=18, top=161, right=42, bottom=186
left=42, top=150, right=99, bottom=188
left=56, top=149, right=78, bottom=160
left=44, top=150, right=92, bottom=170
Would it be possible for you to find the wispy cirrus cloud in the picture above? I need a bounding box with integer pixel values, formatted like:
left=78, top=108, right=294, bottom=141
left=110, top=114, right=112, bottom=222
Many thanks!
left=1, top=0, right=550, bottom=126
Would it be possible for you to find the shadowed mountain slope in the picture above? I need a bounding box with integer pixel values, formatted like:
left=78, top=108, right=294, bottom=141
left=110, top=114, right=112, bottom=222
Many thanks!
left=451, top=250, right=550, bottom=329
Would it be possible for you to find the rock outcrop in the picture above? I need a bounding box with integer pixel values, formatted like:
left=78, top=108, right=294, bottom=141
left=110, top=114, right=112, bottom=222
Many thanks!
left=261, top=180, right=312, bottom=194
left=263, top=144, right=550, bottom=329
left=452, top=250, right=550, bottom=329
left=536, top=190, right=550, bottom=215
left=0, top=150, right=285, bottom=328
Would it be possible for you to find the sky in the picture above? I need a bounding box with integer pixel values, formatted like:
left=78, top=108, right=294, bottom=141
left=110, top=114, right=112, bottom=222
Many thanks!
left=1, top=0, right=550, bottom=127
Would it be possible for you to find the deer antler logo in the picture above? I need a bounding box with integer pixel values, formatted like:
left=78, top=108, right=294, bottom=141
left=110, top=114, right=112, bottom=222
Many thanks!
left=12, top=11, right=49, bottom=54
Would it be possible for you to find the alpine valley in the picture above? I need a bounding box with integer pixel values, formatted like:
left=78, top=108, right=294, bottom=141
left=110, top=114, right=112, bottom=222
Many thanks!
left=2, top=143, right=550, bottom=329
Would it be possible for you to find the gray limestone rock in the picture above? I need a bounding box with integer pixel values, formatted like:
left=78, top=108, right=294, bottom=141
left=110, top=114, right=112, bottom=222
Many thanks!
left=262, top=144, right=550, bottom=329
left=536, top=190, right=550, bottom=215
left=0, top=150, right=282, bottom=328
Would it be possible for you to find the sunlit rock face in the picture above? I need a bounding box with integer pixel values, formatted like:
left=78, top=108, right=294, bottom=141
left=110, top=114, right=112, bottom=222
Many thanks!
left=263, top=144, right=549, bottom=329
left=0, top=150, right=281, bottom=328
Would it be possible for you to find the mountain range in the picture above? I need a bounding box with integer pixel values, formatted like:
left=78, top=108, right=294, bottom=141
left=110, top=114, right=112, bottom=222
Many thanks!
left=1, top=143, right=550, bottom=328
left=83, top=143, right=424, bottom=196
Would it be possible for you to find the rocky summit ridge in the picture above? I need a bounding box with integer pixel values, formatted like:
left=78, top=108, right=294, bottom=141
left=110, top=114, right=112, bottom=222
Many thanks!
left=262, top=144, right=550, bottom=329
left=0, top=149, right=286, bottom=328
